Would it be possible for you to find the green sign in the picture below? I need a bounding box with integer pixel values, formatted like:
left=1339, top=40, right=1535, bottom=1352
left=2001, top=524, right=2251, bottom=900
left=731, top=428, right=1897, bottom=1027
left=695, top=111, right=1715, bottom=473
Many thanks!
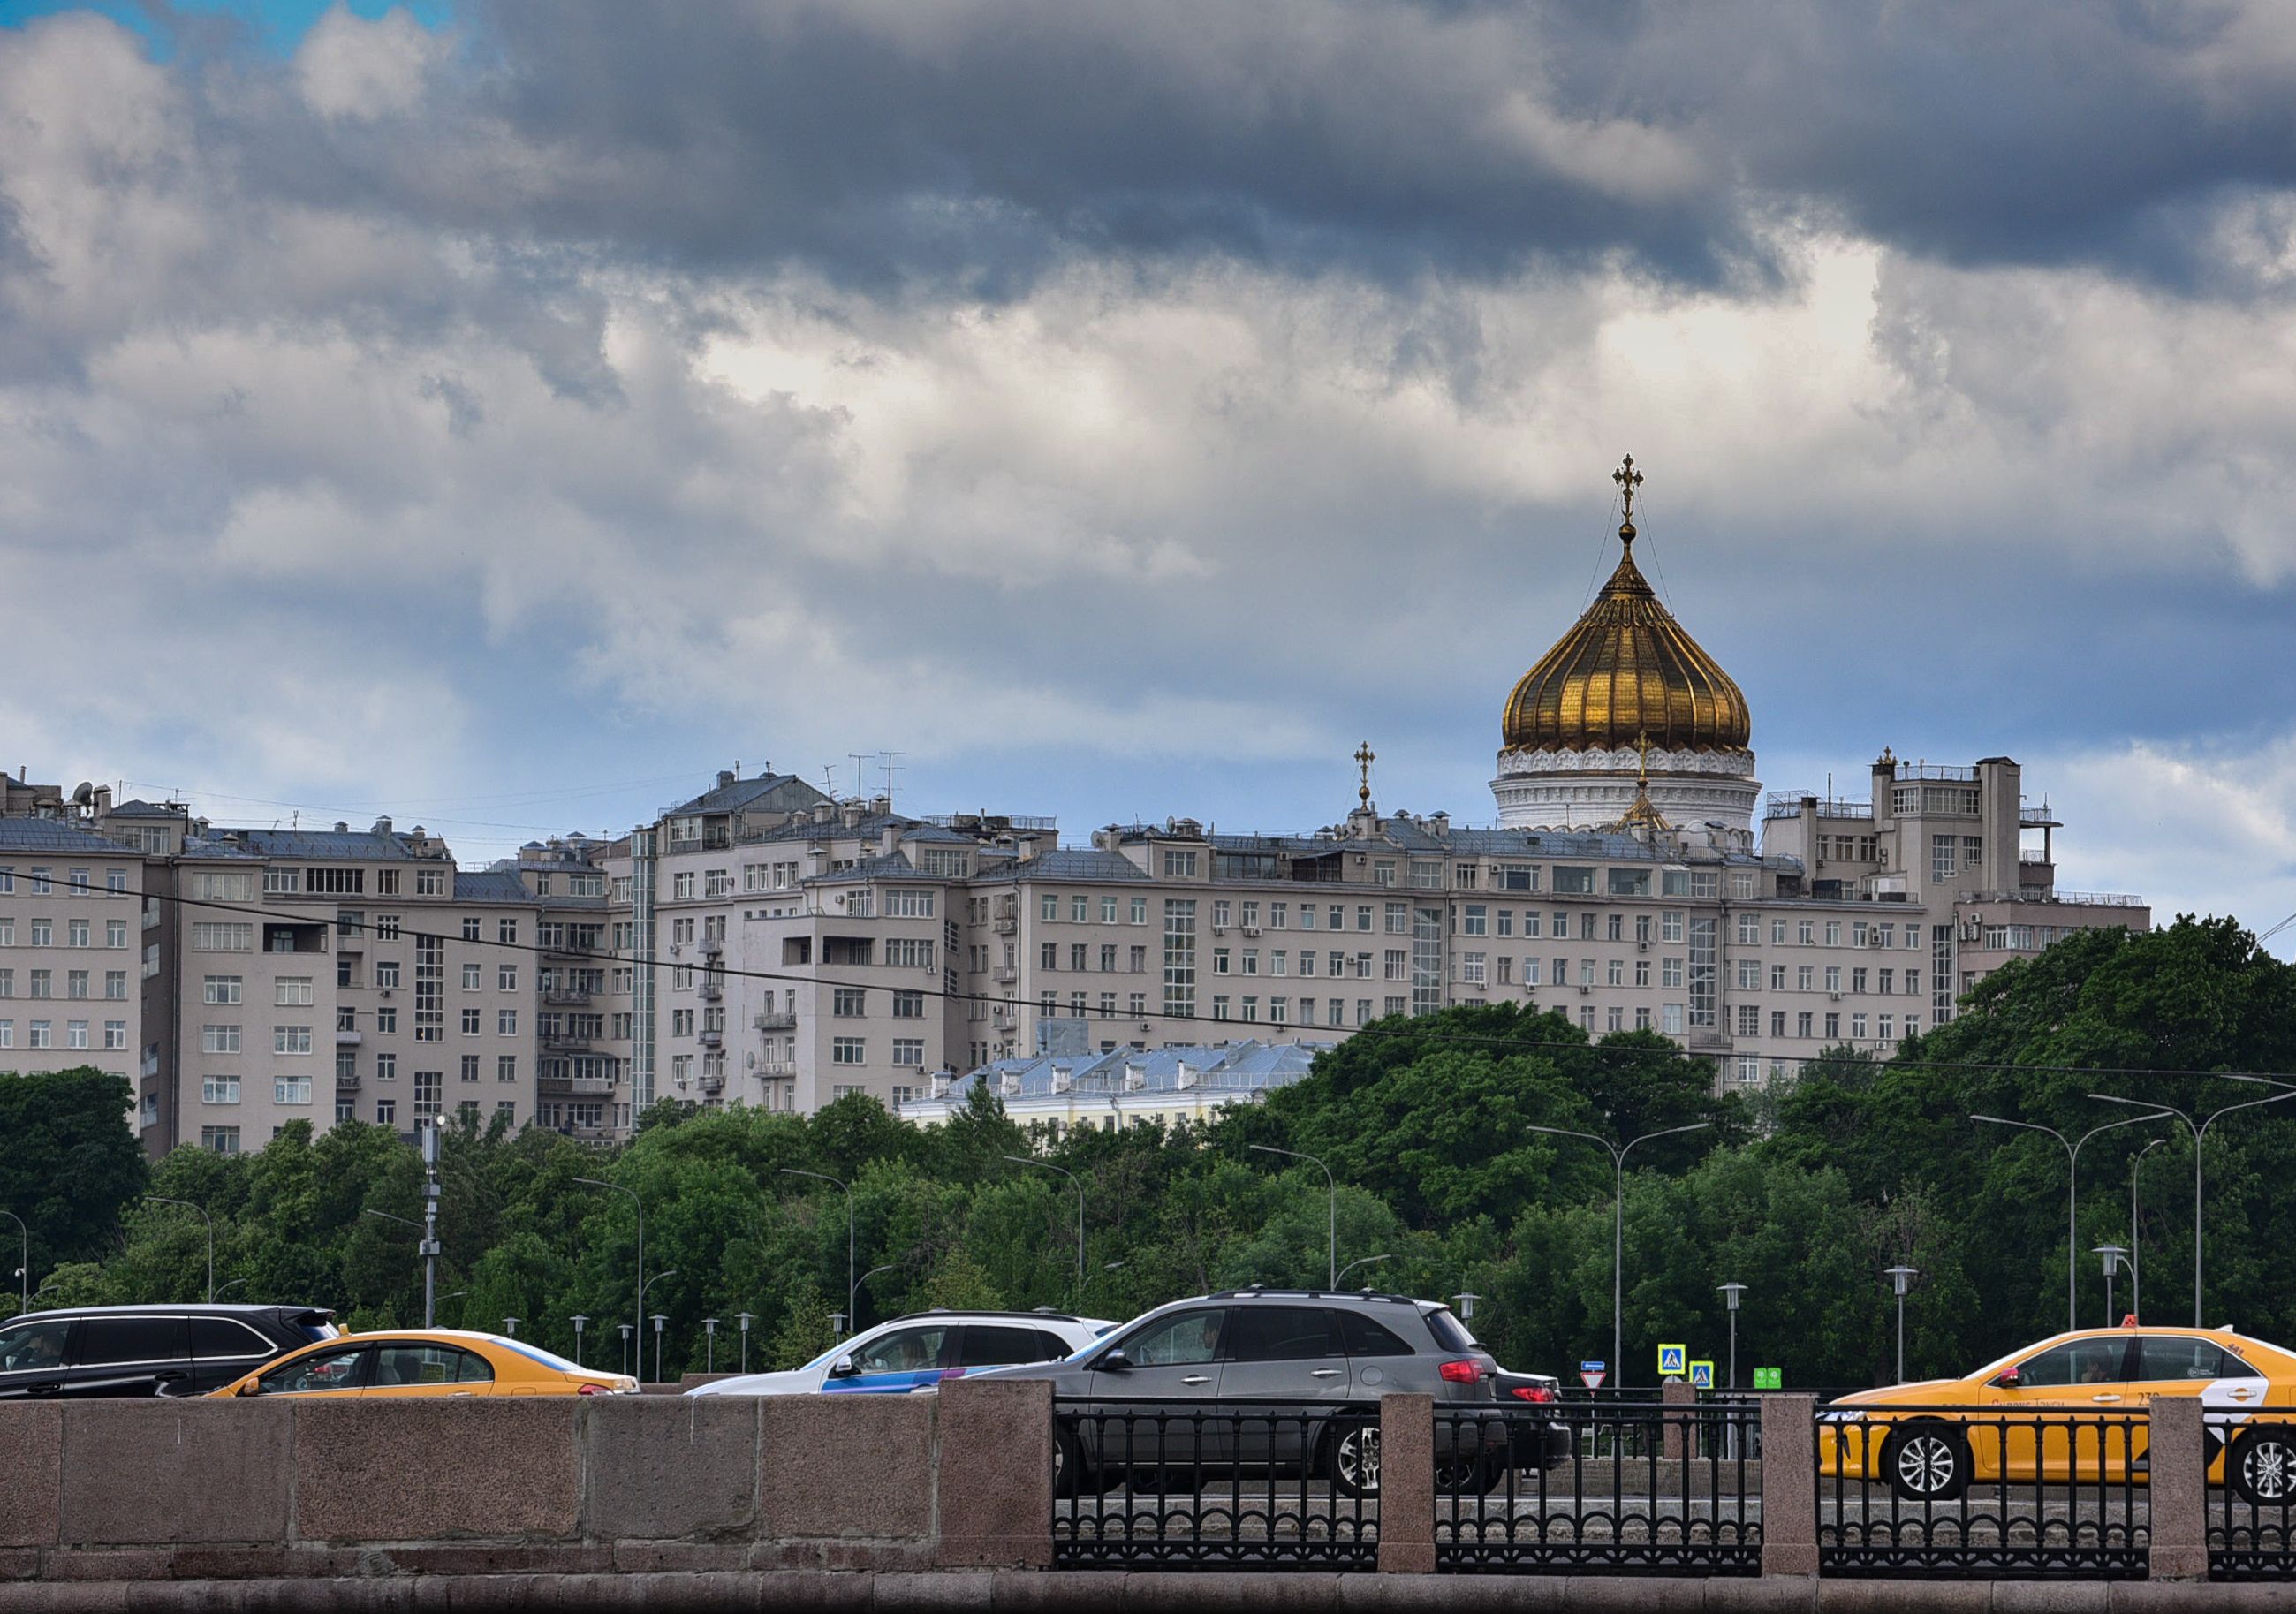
left=1754, top=1367, right=1783, bottom=1390
left=1656, top=1343, right=1686, bottom=1377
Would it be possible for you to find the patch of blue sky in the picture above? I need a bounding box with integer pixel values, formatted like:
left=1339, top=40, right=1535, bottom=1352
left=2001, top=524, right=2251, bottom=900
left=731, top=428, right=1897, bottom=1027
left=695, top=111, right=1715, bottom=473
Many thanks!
left=0, top=0, right=449, bottom=57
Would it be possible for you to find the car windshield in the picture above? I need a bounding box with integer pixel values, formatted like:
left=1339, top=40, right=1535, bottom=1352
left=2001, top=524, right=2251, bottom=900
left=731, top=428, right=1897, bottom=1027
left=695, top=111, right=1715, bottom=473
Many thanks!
left=805, top=1324, right=899, bottom=1375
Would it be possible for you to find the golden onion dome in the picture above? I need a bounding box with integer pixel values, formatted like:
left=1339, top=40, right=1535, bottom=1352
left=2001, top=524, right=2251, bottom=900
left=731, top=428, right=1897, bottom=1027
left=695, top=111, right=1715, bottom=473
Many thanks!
left=1502, top=496, right=1751, bottom=756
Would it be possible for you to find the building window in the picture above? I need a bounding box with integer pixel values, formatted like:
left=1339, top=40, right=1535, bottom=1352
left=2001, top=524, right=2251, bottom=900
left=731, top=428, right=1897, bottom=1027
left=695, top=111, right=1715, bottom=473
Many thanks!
left=201, top=1125, right=241, bottom=1155
left=832, top=988, right=867, bottom=1017
left=831, top=1037, right=866, bottom=1065
left=275, top=1076, right=314, bottom=1105
left=891, top=1037, right=926, bottom=1066
left=274, top=1025, right=313, bottom=1055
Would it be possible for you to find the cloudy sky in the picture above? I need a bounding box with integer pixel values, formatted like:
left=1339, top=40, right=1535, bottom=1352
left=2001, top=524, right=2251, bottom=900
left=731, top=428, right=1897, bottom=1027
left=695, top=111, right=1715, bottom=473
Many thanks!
left=3, top=0, right=2294, bottom=946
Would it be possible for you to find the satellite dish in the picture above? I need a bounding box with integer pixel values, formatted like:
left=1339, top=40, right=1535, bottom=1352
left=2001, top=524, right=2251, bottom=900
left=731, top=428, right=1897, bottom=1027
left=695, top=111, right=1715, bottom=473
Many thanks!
left=72, top=782, right=95, bottom=806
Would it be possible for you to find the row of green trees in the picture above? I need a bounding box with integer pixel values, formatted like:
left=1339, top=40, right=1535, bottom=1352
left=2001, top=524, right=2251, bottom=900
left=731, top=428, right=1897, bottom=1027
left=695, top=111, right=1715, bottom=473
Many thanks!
left=8, top=918, right=2296, bottom=1386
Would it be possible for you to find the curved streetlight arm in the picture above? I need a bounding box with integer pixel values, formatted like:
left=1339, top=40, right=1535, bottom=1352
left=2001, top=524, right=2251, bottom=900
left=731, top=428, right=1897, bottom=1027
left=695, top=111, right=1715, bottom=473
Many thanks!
left=1335, top=1254, right=1392, bottom=1287
left=1618, top=1122, right=1712, bottom=1167
left=780, top=1169, right=856, bottom=1323
left=2093, top=1087, right=2296, bottom=1325
left=0, top=1209, right=25, bottom=1315
left=575, top=1177, right=645, bottom=1355
left=362, top=1209, right=421, bottom=1231
left=1004, top=1156, right=1087, bottom=1299
left=1248, top=1144, right=1337, bottom=1288
left=1522, top=1124, right=1622, bottom=1166
left=147, top=1196, right=215, bottom=1304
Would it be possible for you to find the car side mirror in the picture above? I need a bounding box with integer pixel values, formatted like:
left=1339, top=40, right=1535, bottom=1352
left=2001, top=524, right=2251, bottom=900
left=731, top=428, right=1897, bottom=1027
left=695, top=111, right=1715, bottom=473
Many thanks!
left=1097, top=1349, right=1130, bottom=1372
left=827, top=1355, right=857, bottom=1379
left=1991, top=1368, right=2019, bottom=1388
left=238, top=1380, right=263, bottom=1398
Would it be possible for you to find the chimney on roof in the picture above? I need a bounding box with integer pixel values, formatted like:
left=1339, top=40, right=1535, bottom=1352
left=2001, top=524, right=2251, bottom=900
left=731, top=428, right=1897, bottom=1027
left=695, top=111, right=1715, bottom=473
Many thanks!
left=869, top=794, right=890, bottom=816
left=1174, top=1061, right=1197, bottom=1090
left=335, top=822, right=348, bottom=833
left=812, top=802, right=833, bottom=825
left=717, top=769, right=735, bottom=789
left=1124, top=1063, right=1147, bottom=1092
left=372, top=815, right=392, bottom=835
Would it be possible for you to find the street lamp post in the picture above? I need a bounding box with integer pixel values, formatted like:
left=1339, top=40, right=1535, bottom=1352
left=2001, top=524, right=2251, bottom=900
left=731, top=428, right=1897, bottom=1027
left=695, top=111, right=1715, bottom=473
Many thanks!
left=702, top=1317, right=718, bottom=1374
left=854, top=1264, right=898, bottom=1329
left=2132, top=1138, right=2164, bottom=1321
left=147, top=1196, right=214, bottom=1303
left=781, top=1169, right=856, bottom=1326
left=1248, top=1144, right=1337, bottom=1289
left=1525, top=1122, right=1711, bottom=1390
left=1970, top=1111, right=2171, bottom=1333
left=1003, top=1156, right=1085, bottom=1300
left=737, top=1311, right=754, bottom=1373
left=574, top=1176, right=645, bottom=1357
left=651, top=1314, right=666, bottom=1383
left=618, top=1322, right=633, bottom=1375
left=2090, top=1077, right=2296, bottom=1325
left=1718, top=1283, right=1747, bottom=1390
left=2093, top=1246, right=2129, bottom=1326
left=571, top=1315, right=588, bottom=1367
left=1335, top=1254, right=1392, bottom=1287
left=503, top=1317, right=519, bottom=1338
left=1884, top=1266, right=1921, bottom=1383
left=1, top=1209, right=28, bottom=1315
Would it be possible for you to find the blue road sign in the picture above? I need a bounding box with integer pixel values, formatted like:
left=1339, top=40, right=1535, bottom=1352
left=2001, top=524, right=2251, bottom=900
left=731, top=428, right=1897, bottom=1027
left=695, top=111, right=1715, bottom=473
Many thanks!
left=1657, top=1343, right=1686, bottom=1376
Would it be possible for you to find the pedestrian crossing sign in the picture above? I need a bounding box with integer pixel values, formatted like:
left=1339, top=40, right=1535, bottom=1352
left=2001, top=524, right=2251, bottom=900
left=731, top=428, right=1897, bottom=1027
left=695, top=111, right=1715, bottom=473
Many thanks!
left=1689, top=1360, right=1715, bottom=1389
left=1657, top=1343, right=1686, bottom=1376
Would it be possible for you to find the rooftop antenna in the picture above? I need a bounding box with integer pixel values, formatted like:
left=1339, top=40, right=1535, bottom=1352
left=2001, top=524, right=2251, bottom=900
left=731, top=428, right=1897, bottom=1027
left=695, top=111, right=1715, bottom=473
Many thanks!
left=848, top=754, right=871, bottom=799
left=881, top=751, right=903, bottom=811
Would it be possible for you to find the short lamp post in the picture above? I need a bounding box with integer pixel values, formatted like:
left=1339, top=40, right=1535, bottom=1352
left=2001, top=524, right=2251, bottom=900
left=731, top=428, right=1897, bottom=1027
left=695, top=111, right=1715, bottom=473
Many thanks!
left=651, top=1313, right=667, bottom=1383
left=830, top=1310, right=848, bottom=1341
left=618, top=1322, right=633, bottom=1376
left=570, top=1315, right=588, bottom=1367
left=1718, top=1283, right=1747, bottom=1390
left=1451, top=1292, right=1481, bottom=1325
left=737, top=1311, right=755, bottom=1373
left=2093, top=1246, right=2130, bottom=1327
left=503, top=1316, right=518, bottom=1338
left=702, top=1316, right=719, bottom=1374
left=1884, top=1266, right=1921, bottom=1383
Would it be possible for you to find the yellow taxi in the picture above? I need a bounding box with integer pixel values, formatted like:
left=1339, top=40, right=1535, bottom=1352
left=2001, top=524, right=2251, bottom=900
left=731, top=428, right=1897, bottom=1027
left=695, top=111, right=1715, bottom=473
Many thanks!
left=210, top=1329, right=639, bottom=1399
left=1819, top=1321, right=2296, bottom=1504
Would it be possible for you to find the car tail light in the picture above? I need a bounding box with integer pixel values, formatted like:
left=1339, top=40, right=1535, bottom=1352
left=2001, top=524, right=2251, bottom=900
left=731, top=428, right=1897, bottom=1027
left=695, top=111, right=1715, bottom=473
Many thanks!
left=1510, top=1385, right=1558, bottom=1403
left=577, top=1383, right=606, bottom=1395
left=1438, top=1359, right=1482, bottom=1384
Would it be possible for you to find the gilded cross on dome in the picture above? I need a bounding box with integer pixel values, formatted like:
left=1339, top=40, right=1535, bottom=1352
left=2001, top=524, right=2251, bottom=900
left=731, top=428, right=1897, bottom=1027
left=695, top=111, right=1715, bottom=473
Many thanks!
left=1612, top=453, right=1644, bottom=530
left=1354, top=741, right=1375, bottom=807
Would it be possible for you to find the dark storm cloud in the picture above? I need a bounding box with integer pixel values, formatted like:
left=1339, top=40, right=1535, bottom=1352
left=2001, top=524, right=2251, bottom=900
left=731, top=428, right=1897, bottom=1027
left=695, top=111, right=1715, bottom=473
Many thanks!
left=255, top=0, right=2296, bottom=296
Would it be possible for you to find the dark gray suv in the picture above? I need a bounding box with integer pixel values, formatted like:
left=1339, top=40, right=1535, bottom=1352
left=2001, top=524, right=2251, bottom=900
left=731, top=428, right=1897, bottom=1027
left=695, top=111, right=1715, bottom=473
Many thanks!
left=0, top=1305, right=337, bottom=1400
left=980, top=1288, right=1507, bottom=1496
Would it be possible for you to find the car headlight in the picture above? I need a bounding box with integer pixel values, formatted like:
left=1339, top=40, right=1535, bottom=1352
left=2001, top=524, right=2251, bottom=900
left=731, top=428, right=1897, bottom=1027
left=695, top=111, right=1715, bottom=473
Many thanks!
left=1816, top=1409, right=1868, bottom=1424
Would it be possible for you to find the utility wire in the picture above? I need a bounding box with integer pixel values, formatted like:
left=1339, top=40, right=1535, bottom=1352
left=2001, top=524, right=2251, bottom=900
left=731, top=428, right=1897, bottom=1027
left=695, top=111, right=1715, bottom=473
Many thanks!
left=57, top=875, right=2295, bottom=1088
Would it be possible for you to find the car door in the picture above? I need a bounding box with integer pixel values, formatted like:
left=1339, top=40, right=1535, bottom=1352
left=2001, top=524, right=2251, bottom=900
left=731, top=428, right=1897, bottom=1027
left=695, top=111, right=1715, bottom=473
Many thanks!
left=2125, top=1334, right=2269, bottom=1481
left=0, top=1316, right=76, bottom=1400
left=249, top=1342, right=374, bottom=1398
left=1984, top=1337, right=2139, bottom=1481
left=65, top=1315, right=190, bottom=1398
left=1218, top=1307, right=1348, bottom=1474
left=367, top=1341, right=496, bottom=1398
left=187, top=1315, right=284, bottom=1395
left=1087, top=1306, right=1231, bottom=1475
left=824, top=1324, right=952, bottom=1394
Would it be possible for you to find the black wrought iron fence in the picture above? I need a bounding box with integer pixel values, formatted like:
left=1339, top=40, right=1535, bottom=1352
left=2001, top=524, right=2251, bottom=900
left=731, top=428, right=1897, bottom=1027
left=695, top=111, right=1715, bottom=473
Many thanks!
left=1816, top=1406, right=2148, bottom=1578
left=1052, top=1398, right=1379, bottom=1570
left=1435, top=1402, right=1762, bottom=1574
left=2208, top=1421, right=2296, bottom=1580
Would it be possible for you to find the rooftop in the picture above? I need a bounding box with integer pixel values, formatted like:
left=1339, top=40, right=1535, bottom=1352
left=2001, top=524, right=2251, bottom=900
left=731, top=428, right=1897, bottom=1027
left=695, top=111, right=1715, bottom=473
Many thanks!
left=913, top=1040, right=1328, bottom=1110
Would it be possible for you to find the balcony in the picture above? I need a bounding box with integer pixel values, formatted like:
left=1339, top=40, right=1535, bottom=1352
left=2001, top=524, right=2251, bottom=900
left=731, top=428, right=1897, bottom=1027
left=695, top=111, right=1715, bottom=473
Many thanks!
left=699, top=1074, right=725, bottom=1095
left=698, top=979, right=723, bottom=1002
left=542, top=1034, right=594, bottom=1054
left=993, top=916, right=1018, bottom=936
left=542, top=939, right=600, bottom=960
left=335, top=1072, right=360, bottom=1091
left=758, top=1060, right=796, bottom=1079
left=335, top=1029, right=362, bottom=1047
left=699, top=936, right=723, bottom=956
left=993, top=966, right=1018, bottom=985
left=754, top=1011, right=796, bottom=1033
left=2021, top=804, right=2063, bottom=828
left=1686, top=1030, right=1732, bottom=1053
left=539, top=1074, right=616, bottom=1097
left=543, top=989, right=592, bottom=1007
left=699, top=1029, right=722, bottom=1049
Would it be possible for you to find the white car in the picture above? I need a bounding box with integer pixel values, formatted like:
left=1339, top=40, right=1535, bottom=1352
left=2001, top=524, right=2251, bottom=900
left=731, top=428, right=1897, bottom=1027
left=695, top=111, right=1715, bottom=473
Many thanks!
left=687, top=1309, right=1114, bottom=1397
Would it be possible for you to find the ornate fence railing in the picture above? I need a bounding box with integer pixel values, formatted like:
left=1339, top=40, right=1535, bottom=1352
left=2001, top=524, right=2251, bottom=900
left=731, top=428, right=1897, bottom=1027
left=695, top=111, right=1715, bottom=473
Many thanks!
left=1052, top=1398, right=1379, bottom=1570
left=1815, top=1406, right=2149, bottom=1579
left=1435, top=1402, right=1762, bottom=1574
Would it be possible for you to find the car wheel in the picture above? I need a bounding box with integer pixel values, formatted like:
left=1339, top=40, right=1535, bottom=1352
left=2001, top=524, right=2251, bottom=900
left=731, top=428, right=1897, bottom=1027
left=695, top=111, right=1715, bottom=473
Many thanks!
left=2232, top=1428, right=2296, bottom=1506
left=1054, top=1428, right=1086, bottom=1500
left=1884, top=1421, right=1968, bottom=1503
left=1437, top=1452, right=1508, bottom=1495
left=1329, top=1421, right=1382, bottom=1497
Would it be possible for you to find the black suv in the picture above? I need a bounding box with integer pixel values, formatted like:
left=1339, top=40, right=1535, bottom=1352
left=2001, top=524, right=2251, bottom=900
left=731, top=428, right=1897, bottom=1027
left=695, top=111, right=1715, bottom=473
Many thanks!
left=980, top=1288, right=1540, bottom=1496
left=0, top=1305, right=337, bottom=1399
